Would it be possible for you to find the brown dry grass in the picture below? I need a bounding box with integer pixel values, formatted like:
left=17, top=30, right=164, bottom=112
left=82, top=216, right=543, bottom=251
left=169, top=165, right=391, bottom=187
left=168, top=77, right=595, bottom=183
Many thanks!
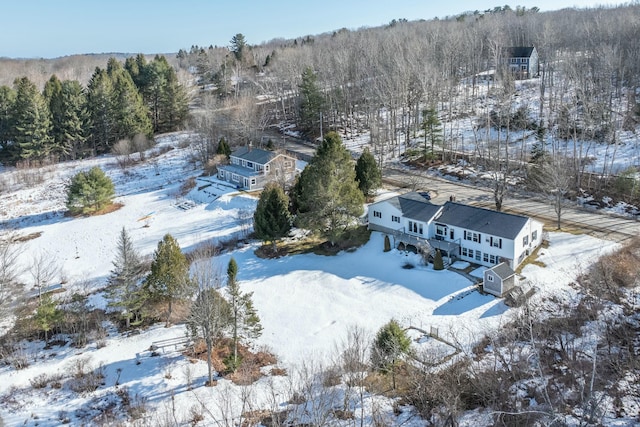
left=187, top=338, right=279, bottom=385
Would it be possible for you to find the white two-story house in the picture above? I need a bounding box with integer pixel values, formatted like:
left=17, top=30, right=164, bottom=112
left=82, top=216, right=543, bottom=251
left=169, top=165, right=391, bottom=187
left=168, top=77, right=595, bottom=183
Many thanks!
left=217, top=146, right=296, bottom=190
left=368, top=192, right=543, bottom=269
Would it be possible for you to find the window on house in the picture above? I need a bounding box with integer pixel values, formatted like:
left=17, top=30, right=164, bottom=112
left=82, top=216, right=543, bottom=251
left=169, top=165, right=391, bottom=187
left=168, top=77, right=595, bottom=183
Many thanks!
left=490, top=254, right=497, bottom=264
left=521, top=65, right=527, bottom=71
left=408, top=221, right=422, bottom=234
left=284, top=161, right=292, bottom=168
left=491, top=237, right=502, bottom=248
left=522, top=58, right=528, bottom=63
left=483, top=253, right=489, bottom=263
left=523, top=235, right=529, bottom=246
left=436, top=224, right=446, bottom=236
left=265, top=164, right=270, bottom=172
left=392, top=215, right=400, bottom=223
left=247, top=161, right=253, bottom=168
left=232, top=173, right=239, bottom=182
left=464, top=231, right=480, bottom=242
left=532, top=230, right=538, bottom=241
left=251, top=178, right=256, bottom=185
left=373, top=211, right=382, bottom=218
left=244, top=178, right=249, bottom=187
left=475, top=251, right=481, bottom=261
left=487, top=274, right=494, bottom=282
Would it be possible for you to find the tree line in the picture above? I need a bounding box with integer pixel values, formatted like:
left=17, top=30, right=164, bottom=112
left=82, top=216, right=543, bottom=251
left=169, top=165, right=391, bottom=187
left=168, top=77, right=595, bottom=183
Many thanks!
left=182, top=4, right=640, bottom=211
left=0, top=54, right=188, bottom=165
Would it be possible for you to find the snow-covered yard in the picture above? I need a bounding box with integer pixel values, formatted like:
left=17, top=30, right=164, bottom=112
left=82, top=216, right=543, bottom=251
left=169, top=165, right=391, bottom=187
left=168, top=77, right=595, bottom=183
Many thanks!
left=0, top=132, right=621, bottom=425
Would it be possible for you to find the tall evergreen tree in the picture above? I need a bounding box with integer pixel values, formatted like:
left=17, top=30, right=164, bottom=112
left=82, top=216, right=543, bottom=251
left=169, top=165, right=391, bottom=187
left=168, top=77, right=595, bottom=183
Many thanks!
left=43, top=75, right=64, bottom=155
left=294, top=132, right=364, bottom=244
left=216, top=136, right=231, bottom=158
left=144, top=234, right=192, bottom=326
left=226, top=258, right=262, bottom=371
left=12, top=77, right=52, bottom=161
left=58, top=80, right=89, bottom=160
left=106, top=227, right=146, bottom=328
left=253, top=183, right=291, bottom=251
left=298, top=67, right=325, bottom=137
left=0, top=85, right=17, bottom=163
left=421, top=107, right=442, bottom=159
left=355, top=147, right=382, bottom=199
left=108, top=59, right=153, bottom=143
left=230, top=33, right=247, bottom=62
left=86, top=67, right=115, bottom=154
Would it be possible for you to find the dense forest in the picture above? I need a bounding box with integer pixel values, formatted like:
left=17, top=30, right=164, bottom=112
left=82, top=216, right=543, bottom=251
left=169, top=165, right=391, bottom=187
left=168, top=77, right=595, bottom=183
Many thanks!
left=0, top=55, right=189, bottom=165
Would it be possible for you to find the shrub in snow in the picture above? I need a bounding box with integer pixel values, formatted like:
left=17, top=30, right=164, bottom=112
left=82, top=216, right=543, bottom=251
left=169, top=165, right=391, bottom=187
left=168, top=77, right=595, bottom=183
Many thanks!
left=384, top=235, right=391, bottom=252
left=433, top=249, right=444, bottom=271
left=66, top=166, right=115, bottom=215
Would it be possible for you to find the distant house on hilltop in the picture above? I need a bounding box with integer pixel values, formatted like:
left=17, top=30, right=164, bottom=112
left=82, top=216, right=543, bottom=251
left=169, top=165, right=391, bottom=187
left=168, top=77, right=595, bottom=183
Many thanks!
left=503, top=46, right=539, bottom=79
left=217, top=146, right=296, bottom=190
left=368, top=192, right=543, bottom=270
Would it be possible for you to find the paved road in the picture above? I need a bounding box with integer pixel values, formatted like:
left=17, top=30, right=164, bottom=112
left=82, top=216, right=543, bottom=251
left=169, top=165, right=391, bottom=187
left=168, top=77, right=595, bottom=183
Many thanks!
left=383, top=166, right=640, bottom=244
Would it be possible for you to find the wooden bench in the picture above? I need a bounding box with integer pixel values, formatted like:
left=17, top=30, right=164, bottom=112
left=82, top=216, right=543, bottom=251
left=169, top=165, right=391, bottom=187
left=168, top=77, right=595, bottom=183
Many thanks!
left=149, top=336, right=192, bottom=353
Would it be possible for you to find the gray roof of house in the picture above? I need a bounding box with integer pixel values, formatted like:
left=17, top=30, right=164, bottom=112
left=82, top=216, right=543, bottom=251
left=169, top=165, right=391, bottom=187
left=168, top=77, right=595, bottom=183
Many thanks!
left=218, top=164, right=260, bottom=177
left=505, top=46, right=536, bottom=58
left=436, top=202, right=529, bottom=239
left=487, top=262, right=516, bottom=280
left=231, top=146, right=278, bottom=164
left=385, top=192, right=441, bottom=223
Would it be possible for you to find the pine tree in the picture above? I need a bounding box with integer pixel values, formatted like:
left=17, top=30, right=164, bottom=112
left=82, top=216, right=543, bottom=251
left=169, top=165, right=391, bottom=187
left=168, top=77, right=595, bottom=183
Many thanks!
left=298, top=67, right=325, bottom=137
left=253, top=183, right=291, bottom=251
left=34, top=293, right=63, bottom=341
left=421, top=107, right=442, bottom=160
left=157, top=59, right=189, bottom=133
left=13, top=77, right=52, bottom=161
left=144, top=234, right=193, bottom=326
left=295, top=132, right=364, bottom=245
left=106, top=227, right=146, bottom=328
left=66, top=166, right=115, bottom=215
left=226, top=258, right=262, bottom=371
left=58, top=80, right=89, bottom=160
left=86, top=67, right=115, bottom=154
left=355, top=147, right=382, bottom=199
left=216, top=137, right=231, bottom=158
left=371, top=319, right=412, bottom=390
left=43, top=75, right=64, bottom=156
left=108, top=59, right=153, bottom=143
left=0, top=85, right=17, bottom=163
left=230, top=33, right=247, bottom=62
left=45, top=77, right=88, bottom=160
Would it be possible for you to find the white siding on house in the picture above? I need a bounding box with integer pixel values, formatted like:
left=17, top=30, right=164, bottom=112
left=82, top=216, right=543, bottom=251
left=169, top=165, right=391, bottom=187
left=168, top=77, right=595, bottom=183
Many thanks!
left=368, top=202, right=404, bottom=232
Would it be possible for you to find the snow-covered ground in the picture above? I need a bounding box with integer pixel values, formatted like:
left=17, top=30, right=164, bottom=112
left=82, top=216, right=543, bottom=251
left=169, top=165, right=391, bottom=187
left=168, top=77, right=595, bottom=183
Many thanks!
left=0, top=132, right=620, bottom=425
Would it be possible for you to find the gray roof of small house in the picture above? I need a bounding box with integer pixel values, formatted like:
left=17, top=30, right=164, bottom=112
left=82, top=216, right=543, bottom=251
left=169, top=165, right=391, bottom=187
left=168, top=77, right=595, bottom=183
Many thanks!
left=384, top=192, right=442, bottom=223
left=505, top=46, right=536, bottom=58
left=218, top=164, right=261, bottom=178
left=435, top=202, right=529, bottom=240
left=487, top=262, right=516, bottom=280
left=231, top=147, right=279, bottom=165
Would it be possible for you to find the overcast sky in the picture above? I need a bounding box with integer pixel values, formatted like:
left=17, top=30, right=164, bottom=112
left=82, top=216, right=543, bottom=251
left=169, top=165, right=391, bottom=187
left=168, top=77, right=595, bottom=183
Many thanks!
left=1, top=0, right=624, bottom=58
